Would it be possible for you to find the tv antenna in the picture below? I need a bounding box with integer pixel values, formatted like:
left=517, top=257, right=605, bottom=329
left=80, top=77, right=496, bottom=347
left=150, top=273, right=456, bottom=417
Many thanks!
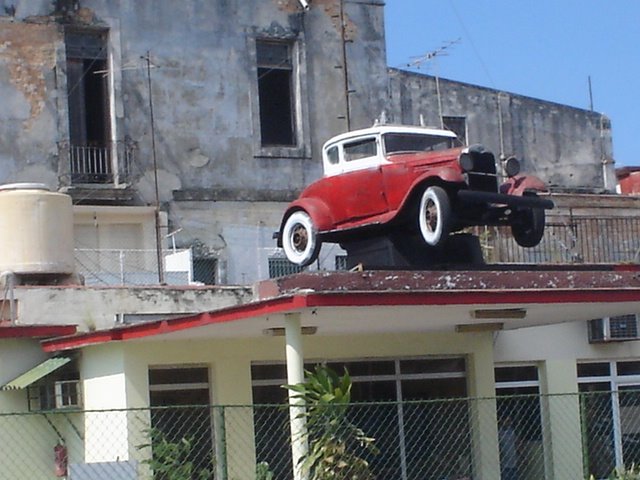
left=407, top=38, right=461, bottom=70
left=407, top=38, right=461, bottom=129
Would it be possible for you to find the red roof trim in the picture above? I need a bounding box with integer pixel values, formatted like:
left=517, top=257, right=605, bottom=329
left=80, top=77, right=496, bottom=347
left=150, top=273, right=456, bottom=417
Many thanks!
left=0, top=325, right=77, bottom=339
left=41, top=287, right=640, bottom=352
left=42, top=295, right=308, bottom=352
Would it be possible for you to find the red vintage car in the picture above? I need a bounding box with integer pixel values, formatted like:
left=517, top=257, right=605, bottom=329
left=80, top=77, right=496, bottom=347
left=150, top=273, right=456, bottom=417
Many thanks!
left=277, top=125, right=554, bottom=266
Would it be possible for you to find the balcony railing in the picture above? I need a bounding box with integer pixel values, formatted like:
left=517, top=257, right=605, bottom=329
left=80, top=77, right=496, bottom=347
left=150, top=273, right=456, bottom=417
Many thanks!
left=60, top=140, right=136, bottom=186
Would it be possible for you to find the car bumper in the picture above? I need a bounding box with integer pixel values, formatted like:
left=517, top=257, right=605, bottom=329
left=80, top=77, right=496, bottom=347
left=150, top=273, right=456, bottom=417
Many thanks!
left=457, top=190, right=555, bottom=209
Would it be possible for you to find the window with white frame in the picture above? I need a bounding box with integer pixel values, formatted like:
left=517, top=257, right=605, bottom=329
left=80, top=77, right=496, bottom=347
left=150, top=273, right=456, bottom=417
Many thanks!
left=578, top=361, right=640, bottom=478
left=251, top=356, right=469, bottom=480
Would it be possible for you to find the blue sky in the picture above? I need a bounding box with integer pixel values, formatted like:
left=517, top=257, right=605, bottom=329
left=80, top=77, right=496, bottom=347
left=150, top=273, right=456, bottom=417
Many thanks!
left=384, top=1, right=640, bottom=167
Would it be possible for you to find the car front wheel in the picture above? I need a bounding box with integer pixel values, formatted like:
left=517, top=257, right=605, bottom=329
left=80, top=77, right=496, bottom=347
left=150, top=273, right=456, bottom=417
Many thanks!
left=511, top=207, right=545, bottom=248
left=418, top=186, right=452, bottom=247
left=282, top=211, right=321, bottom=267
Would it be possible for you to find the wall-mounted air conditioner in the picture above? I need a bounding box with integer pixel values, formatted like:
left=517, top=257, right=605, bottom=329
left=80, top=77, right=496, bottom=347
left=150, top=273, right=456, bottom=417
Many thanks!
left=588, top=314, right=640, bottom=343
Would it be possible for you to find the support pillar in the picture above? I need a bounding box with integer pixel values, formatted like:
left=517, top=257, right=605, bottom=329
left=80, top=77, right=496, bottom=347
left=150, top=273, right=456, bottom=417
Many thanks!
left=285, top=313, right=308, bottom=480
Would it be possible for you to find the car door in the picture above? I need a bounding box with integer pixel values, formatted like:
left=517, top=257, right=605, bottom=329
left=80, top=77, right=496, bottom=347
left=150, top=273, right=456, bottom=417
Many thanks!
left=334, top=136, right=388, bottom=225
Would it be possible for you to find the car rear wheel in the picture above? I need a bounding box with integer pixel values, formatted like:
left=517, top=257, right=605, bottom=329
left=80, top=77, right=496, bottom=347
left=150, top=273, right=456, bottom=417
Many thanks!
left=511, top=207, right=545, bottom=248
left=418, top=186, right=452, bottom=247
left=282, top=211, right=321, bottom=267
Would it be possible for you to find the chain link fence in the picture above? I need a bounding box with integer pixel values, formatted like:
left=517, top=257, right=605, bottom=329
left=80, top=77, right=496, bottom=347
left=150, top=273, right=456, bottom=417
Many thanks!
left=2, top=390, right=640, bottom=479
left=73, top=216, right=640, bottom=287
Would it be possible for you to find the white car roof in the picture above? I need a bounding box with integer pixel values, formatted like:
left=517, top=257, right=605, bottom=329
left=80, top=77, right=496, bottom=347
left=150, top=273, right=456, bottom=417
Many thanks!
left=322, top=124, right=458, bottom=150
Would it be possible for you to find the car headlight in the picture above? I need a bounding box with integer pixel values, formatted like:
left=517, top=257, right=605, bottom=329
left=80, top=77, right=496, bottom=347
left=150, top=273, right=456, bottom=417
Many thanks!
left=459, top=152, right=474, bottom=172
left=504, top=156, right=521, bottom=177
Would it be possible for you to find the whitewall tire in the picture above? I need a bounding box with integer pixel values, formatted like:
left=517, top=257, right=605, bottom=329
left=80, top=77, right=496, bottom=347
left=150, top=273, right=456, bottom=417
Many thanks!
left=418, top=186, right=452, bottom=247
left=282, top=211, right=321, bottom=267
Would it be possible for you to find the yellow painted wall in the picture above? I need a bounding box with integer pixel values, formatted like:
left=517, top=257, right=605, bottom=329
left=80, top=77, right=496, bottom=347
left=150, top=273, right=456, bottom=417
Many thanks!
left=74, top=330, right=498, bottom=479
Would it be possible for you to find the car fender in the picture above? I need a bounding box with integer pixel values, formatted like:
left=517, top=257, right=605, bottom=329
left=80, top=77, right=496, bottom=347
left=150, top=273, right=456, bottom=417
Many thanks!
left=500, top=175, right=548, bottom=196
left=279, top=198, right=335, bottom=239
left=399, top=168, right=465, bottom=211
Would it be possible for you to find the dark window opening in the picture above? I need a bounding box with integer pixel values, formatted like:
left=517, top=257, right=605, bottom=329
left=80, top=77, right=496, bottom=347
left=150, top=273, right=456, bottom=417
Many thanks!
left=269, top=257, right=303, bottom=278
left=148, top=366, right=213, bottom=477
left=442, top=116, right=467, bottom=146
left=257, top=41, right=296, bottom=147
left=193, top=257, right=217, bottom=285
left=335, top=255, right=348, bottom=271
left=65, top=30, right=111, bottom=184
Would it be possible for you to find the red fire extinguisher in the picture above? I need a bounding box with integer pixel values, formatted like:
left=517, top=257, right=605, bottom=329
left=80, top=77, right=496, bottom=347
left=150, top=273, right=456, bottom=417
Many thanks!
left=54, top=443, right=68, bottom=477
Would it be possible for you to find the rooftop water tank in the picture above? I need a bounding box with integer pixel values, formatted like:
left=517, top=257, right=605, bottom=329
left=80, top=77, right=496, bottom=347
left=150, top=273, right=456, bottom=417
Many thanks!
left=0, top=183, right=74, bottom=275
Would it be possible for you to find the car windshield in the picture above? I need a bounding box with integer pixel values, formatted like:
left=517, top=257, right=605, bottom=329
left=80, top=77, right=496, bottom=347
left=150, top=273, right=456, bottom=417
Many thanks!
left=383, top=133, right=459, bottom=154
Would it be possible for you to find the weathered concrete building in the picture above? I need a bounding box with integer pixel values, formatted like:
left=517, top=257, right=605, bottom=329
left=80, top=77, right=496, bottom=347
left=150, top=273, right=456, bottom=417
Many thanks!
left=0, top=0, right=617, bottom=284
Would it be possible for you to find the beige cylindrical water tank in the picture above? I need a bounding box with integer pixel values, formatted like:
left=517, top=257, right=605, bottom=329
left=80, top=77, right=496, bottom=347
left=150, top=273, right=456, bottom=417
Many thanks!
left=0, top=183, right=74, bottom=274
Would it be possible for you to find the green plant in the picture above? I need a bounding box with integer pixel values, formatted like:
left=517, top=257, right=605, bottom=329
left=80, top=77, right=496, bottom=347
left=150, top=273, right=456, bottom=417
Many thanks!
left=256, top=461, right=274, bottom=480
left=284, top=364, right=378, bottom=480
left=138, top=428, right=212, bottom=480
left=588, top=464, right=640, bottom=480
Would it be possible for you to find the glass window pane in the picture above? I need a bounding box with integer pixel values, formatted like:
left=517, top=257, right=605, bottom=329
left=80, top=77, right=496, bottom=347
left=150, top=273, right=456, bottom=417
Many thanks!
left=257, top=41, right=291, bottom=68
left=400, top=357, right=466, bottom=375
left=344, top=138, right=377, bottom=161
left=577, top=362, right=611, bottom=378
left=149, top=366, right=208, bottom=385
left=252, top=385, right=288, bottom=404
left=618, top=361, right=640, bottom=376
left=251, top=363, right=287, bottom=381
left=351, top=380, right=396, bottom=402
left=326, top=146, right=339, bottom=165
left=580, top=385, right=615, bottom=478
left=495, top=366, right=538, bottom=383
left=325, top=360, right=395, bottom=377
left=401, top=378, right=467, bottom=400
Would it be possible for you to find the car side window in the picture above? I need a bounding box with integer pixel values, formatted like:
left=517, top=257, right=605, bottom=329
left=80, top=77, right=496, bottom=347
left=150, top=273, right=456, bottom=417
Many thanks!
left=326, top=146, right=339, bottom=165
left=344, top=138, right=377, bottom=162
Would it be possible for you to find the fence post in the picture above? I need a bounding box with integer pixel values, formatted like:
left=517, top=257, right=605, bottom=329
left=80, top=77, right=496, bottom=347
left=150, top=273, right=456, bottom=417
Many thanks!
left=213, top=406, right=228, bottom=480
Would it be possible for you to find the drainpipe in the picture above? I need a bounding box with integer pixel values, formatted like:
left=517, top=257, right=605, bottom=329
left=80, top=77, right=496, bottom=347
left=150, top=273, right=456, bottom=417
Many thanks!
left=339, top=0, right=352, bottom=130
left=285, top=312, right=309, bottom=480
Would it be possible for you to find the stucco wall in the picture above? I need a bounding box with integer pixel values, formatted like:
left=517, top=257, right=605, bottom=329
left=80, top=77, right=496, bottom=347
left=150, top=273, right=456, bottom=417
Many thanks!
left=12, top=285, right=252, bottom=331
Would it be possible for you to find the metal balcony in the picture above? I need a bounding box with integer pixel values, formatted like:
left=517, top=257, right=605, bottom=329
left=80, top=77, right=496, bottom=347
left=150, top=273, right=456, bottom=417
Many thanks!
left=61, top=140, right=136, bottom=186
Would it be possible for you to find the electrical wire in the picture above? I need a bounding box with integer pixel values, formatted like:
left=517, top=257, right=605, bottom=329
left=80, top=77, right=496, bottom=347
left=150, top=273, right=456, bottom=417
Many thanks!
left=447, top=0, right=496, bottom=89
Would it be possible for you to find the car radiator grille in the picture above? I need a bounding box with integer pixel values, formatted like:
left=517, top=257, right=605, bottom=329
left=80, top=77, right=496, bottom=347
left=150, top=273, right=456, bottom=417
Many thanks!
left=467, top=151, right=498, bottom=192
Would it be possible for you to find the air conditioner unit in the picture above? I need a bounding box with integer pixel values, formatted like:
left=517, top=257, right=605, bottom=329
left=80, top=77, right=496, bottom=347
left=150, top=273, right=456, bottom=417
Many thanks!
left=588, top=314, right=640, bottom=343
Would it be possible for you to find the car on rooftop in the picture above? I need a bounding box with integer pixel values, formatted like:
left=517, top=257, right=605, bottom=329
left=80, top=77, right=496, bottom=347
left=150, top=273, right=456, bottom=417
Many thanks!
left=276, top=124, right=554, bottom=266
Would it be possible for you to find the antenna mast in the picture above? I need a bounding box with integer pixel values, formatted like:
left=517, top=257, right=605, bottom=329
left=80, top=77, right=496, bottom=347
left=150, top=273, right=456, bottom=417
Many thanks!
left=407, top=39, right=460, bottom=128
